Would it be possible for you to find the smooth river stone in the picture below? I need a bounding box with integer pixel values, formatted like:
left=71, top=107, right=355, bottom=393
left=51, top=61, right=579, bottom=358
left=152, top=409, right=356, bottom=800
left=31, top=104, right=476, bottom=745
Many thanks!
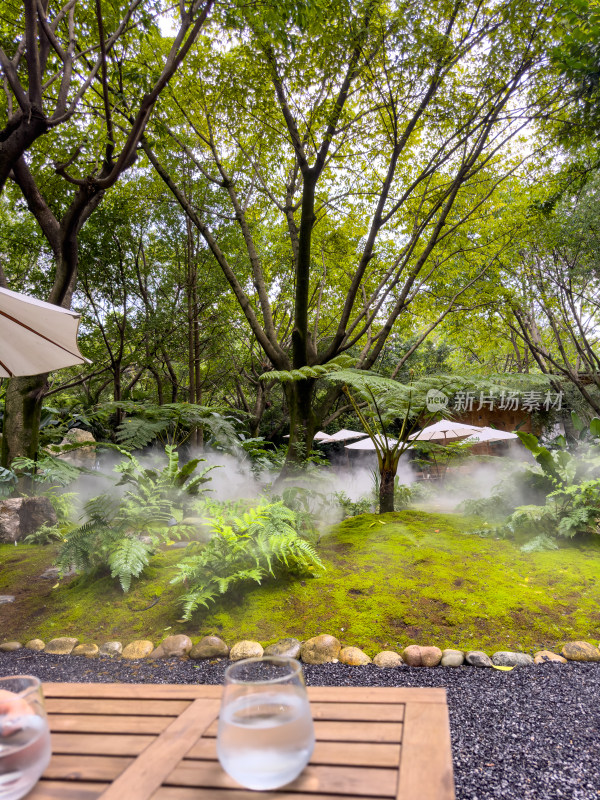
left=99, top=642, right=123, bottom=657
left=534, top=650, right=567, bottom=665
left=560, top=641, right=600, bottom=662
left=264, top=638, right=301, bottom=659
left=189, top=636, right=229, bottom=660
left=122, top=640, right=154, bottom=659
left=373, top=651, right=404, bottom=668
left=0, top=642, right=22, bottom=652
left=150, top=634, right=192, bottom=659
left=492, top=651, right=534, bottom=668
left=465, top=651, right=493, bottom=667
left=24, top=639, right=45, bottom=651
left=441, top=649, right=464, bottom=667
left=229, top=640, right=264, bottom=661
left=339, top=646, right=371, bottom=666
left=45, top=637, right=79, bottom=655
left=300, top=635, right=341, bottom=664
left=72, top=643, right=99, bottom=658
left=402, top=645, right=442, bottom=667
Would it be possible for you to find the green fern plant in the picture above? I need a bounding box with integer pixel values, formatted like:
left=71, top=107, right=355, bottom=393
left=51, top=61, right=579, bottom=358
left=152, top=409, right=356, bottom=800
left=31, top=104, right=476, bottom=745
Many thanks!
left=171, top=501, right=324, bottom=619
left=57, top=445, right=218, bottom=591
left=86, top=401, right=241, bottom=449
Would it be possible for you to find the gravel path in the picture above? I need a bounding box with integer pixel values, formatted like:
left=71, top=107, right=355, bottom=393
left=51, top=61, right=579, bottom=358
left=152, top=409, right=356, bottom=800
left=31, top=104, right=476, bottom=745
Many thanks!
left=1, top=652, right=599, bottom=800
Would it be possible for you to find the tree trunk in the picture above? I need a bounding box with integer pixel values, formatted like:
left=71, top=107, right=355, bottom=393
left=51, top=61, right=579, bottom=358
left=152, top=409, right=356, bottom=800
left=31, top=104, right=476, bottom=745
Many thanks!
left=378, top=451, right=400, bottom=514
left=1, top=374, right=47, bottom=480
left=282, top=379, right=317, bottom=472
left=379, top=466, right=396, bottom=514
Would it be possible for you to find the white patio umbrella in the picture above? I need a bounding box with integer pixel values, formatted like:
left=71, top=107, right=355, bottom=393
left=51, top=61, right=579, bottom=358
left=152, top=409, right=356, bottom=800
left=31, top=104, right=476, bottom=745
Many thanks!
left=0, top=287, right=89, bottom=377
left=408, top=420, right=483, bottom=442
left=324, top=428, right=369, bottom=442
left=345, top=434, right=407, bottom=450
left=464, top=426, right=519, bottom=443
left=283, top=431, right=336, bottom=441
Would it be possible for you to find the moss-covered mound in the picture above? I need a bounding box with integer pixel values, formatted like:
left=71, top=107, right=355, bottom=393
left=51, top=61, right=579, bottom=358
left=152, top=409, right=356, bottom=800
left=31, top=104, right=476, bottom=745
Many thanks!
left=2, top=510, right=600, bottom=653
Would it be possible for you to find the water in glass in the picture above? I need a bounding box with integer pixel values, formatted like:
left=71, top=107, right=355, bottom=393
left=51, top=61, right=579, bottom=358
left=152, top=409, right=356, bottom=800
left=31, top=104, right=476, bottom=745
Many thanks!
left=0, top=677, right=51, bottom=800
left=217, top=657, right=314, bottom=790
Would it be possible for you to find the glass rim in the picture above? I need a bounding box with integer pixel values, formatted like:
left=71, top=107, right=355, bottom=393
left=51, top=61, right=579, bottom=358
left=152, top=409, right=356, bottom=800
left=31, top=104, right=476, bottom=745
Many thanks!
left=224, top=656, right=303, bottom=686
left=0, top=674, right=42, bottom=699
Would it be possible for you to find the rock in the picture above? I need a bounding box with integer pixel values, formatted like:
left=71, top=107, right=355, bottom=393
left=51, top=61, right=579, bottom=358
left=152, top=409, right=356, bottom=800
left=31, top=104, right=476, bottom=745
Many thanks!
left=561, top=641, right=600, bottom=662
left=150, top=634, right=193, bottom=659
left=466, top=650, right=493, bottom=667
left=339, top=646, right=371, bottom=666
left=534, top=650, right=567, bottom=665
left=40, top=566, right=77, bottom=580
left=0, top=641, right=22, bottom=652
left=402, top=645, right=442, bottom=667
left=40, top=567, right=60, bottom=580
left=72, top=643, right=99, bottom=658
left=0, top=497, right=57, bottom=543
left=300, top=635, right=341, bottom=665
left=0, top=595, right=15, bottom=605
left=189, top=636, right=229, bottom=660
left=58, top=428, right=97, bottom=467
left=264, top=638, right=301, bottom=659
left=441, top=649, right=464, bottom=667
left=45, top=637, right=79, bottom=655
left=99, top=642, right=123, bottom=657
left=373, top=651, right=404, bottom=668
left=229, top=640, right=264, bottom=661
left=492, top=651, right=534, bottom=668
left=24, top=639, right=45, bottom=651
left=122, top=640, right=154, bottom=659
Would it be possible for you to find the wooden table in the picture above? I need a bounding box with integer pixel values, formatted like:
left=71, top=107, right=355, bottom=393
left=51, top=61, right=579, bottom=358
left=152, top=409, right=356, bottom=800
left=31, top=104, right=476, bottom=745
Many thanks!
left=27, top=682, right=455, bottom=800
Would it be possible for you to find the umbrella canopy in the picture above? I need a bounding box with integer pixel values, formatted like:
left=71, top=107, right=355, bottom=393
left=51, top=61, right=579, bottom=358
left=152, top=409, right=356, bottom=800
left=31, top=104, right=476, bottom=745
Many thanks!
left=283, top=431, right=335, bottom=441
left=325, top=428, right=369, bottom=442
left=408, top=420, right=483, bottom=442
left=0, top=288, right=89, bottom=378
left=345, top=434, right=405, bottom=450
left=464, top=426, right=519, bottom=443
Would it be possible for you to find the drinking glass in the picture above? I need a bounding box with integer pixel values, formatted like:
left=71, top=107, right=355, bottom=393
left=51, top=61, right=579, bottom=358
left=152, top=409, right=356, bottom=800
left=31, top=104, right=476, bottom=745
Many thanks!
left=217, top=656, right=315, bottom=790
left=0, top=676, right=51, bottom=800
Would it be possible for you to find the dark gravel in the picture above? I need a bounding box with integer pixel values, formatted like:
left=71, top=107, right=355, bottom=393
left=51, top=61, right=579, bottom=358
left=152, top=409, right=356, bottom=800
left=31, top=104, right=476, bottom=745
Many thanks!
left=1, top=652, right=599, bottom=800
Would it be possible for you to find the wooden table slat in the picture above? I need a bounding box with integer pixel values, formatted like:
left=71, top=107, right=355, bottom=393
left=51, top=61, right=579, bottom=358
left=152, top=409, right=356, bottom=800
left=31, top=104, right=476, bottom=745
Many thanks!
left=46, top=698, right=190, bottom=716
left=26, top=780, right=108, bottom=799
left=204, top=718, right=402, bottom=743
left=153, top=790, right=393, bottom=800
left=396, top=701, right=455, bottom=800
left=42, top=682, right=446, bottom=705
left=168, top=761, right=399, bottom=798
left=49, top=732, right=401, bottom=768
left=48, top=714, right=172, bottom=735
left=310, top=702, right=404, bottom=722
left=50, top=732, right=155, bottom=756
left=43, top=683, right=223, bottom=701
left=184, top=740, right=402, bottom=769
left=99, top=698, right=220, bottom=800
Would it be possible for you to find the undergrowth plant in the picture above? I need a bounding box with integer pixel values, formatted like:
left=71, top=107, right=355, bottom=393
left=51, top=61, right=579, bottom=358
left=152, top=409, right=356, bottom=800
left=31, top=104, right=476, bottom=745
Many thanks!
left=475, top=413, right=600, bottom=549
left=57, top=446, right=217, bottom=590
left=171, top=502, right=324, bottom=619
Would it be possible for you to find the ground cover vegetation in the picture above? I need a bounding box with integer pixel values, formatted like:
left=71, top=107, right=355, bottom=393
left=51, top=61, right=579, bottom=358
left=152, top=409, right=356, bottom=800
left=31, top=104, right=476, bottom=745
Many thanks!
left=1, top=0, right=600, bottom=648
left=2, top=510, right=599, bottom=652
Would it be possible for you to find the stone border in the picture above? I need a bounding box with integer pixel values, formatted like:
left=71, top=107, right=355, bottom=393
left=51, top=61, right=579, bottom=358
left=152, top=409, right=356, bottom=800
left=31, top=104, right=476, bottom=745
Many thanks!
left=1, top=634, right=599, bottom=667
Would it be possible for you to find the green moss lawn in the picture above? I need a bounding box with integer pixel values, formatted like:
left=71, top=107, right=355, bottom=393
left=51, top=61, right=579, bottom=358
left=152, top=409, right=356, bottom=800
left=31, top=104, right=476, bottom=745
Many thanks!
left=2, top=509, right=600, bottom=654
